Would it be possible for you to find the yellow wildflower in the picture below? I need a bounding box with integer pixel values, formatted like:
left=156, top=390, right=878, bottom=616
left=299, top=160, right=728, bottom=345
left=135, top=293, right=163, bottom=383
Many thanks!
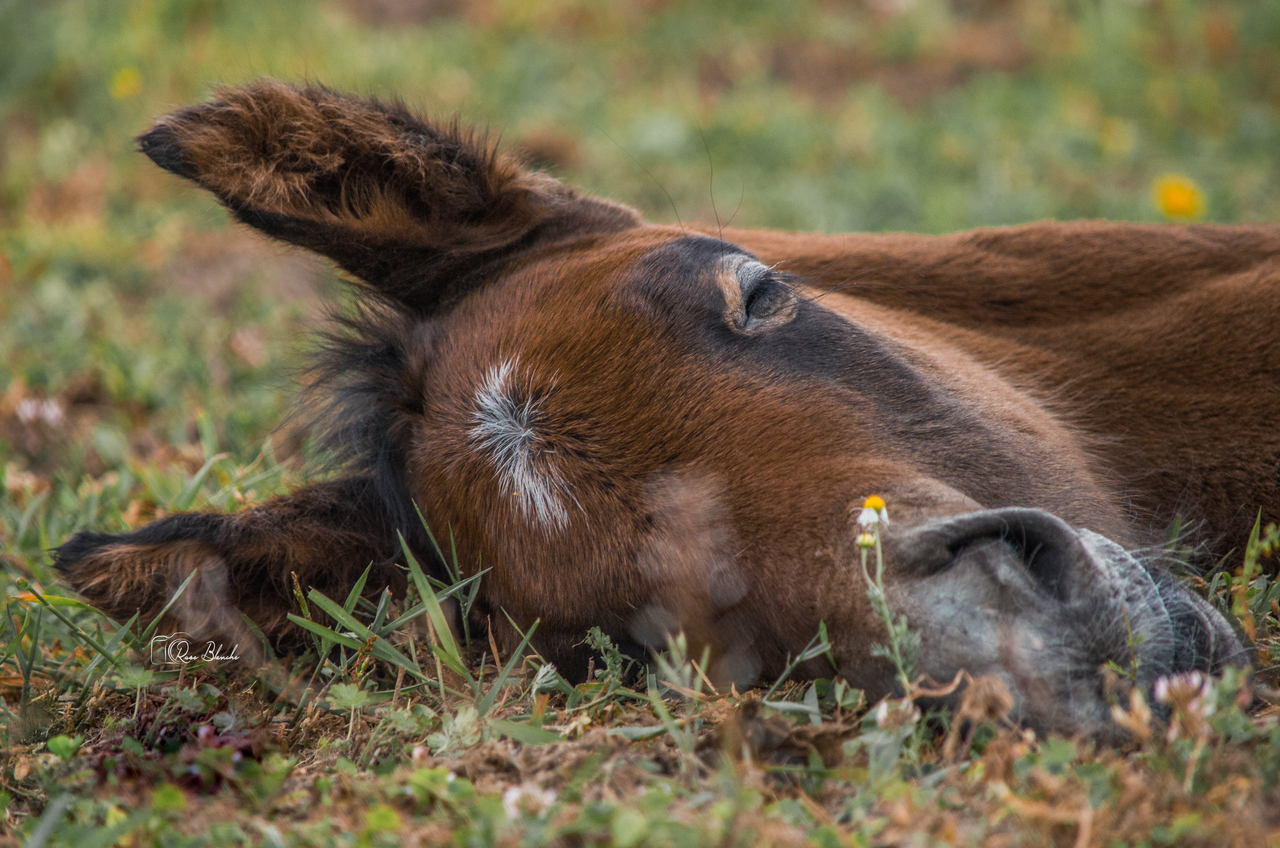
left=856, top=532, right=876, bottom=549
left=110, top=67, right=142, bottom=100
left=857, top=495, right=889, bottom=528
left=1152, top=174, right=1205, bottom=220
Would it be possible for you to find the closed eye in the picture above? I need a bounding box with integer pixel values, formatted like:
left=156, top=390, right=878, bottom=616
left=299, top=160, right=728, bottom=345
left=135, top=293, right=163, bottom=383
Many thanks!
left=738, top=262, right=797, bottom=333
left=743, top=276, right=792, bottom=325
left=712, top=254, right=798, bottom=334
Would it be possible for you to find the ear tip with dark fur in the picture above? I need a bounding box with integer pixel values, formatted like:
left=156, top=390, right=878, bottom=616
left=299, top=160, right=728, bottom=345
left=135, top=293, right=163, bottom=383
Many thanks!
left=137, top=123, right=198, bottom=180
left=52, top=531, right=117, bottom=574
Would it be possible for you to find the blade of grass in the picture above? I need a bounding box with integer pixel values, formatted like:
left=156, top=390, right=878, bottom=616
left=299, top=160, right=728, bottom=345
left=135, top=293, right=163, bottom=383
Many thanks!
left=488, top=718, right=562, bottom=745
left=464, top=554, right=484, bottom=619
left=138, top=568, right=200, bottom=643
left=380, top=600, right=429, bottom=635
left=21, top=793, right=73, bottom=848
left=400, top=532, right=466, bottom=677
left=12, top=593, right=96, bottom=610
left=286, top=615, right=364, bottom=651
left=21, top=587, right=122, bottom=669
left=172, top=452, right=229, bottom=511
left=370, top=587, right=392, bottom=633
left=412, top=502, right=450, bottom=574
left=762, top=631, right=828, bottom=701
left=648, top=686, right=695, bottom=758
left=342, top=563, right=373, bottom=615
left=763, top=699, right=824, bottom=722
left=10, top=490, right=50, bottom=553
left=80, top=612, right=141, bottom=678
left=476, top=619, right=538, bottom=717
left=377, top=568, right=487, bottom=637
left=607, top=726, right=667, bottom=741
left=304, top=589, right=427, bottom=680
left=18, top=606, right=40, bottom=705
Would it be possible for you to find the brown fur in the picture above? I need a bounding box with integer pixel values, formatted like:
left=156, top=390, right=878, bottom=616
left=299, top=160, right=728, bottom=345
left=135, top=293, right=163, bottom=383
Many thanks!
left=716, top=223, right=1280, bottom=544
left=56, top=82, right=1278, bottom=717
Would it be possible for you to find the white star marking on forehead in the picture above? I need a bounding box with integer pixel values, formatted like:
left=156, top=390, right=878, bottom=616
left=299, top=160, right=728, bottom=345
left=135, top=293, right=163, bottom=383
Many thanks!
left=469, top=358, right=571, bottom=531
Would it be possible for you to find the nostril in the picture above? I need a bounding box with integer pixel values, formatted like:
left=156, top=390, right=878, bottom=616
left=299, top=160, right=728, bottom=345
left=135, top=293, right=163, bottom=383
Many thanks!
left=981, top=509, right=1085, bottom=601
left=893, top=508, right=1086, bottom=600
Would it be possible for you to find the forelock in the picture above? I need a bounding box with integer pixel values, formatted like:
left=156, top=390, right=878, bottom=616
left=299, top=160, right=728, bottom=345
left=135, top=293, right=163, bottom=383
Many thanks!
left=469, top=358, right=573, bottom=531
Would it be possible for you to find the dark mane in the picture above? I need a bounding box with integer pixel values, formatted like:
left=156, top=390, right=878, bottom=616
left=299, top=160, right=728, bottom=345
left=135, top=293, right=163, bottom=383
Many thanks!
left=302, top=300, right=437, bottom=563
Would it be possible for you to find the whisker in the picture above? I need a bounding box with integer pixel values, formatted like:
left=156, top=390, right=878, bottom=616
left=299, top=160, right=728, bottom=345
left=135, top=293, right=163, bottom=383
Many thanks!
left=696, top=122, right=722, bottom=240
left=594, top=123, right=685, bottom=232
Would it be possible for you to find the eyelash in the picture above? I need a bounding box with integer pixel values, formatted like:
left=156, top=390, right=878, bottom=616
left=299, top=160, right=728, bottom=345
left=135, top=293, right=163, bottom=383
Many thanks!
left=744, top=276, right=790, bottom=316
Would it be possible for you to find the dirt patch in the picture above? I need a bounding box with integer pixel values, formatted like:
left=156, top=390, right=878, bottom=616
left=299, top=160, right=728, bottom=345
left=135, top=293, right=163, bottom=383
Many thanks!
left=336, top=0, right=477, bottom=25
left=24, top=158, right=109, bottom=225
left=165, top=227, right=325, bottom=314
left=769, top=21, right=1031, bottom=107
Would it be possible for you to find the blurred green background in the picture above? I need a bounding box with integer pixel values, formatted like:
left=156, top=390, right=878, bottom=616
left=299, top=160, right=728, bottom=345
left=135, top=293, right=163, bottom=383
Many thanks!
left=2, top=0, right=1279, bottom=571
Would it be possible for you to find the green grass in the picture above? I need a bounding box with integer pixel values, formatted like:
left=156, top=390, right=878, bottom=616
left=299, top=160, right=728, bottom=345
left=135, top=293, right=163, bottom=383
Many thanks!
left=3, top=0, right=1280, bottom=844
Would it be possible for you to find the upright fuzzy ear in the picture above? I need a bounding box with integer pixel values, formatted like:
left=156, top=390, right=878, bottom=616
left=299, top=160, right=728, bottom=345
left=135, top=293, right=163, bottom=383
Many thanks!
left=139, top=79, right=641, bottom=314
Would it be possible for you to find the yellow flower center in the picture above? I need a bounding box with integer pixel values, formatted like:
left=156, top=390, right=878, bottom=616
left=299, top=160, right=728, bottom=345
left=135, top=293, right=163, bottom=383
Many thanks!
left=863, top=495, right=886, bottom=511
